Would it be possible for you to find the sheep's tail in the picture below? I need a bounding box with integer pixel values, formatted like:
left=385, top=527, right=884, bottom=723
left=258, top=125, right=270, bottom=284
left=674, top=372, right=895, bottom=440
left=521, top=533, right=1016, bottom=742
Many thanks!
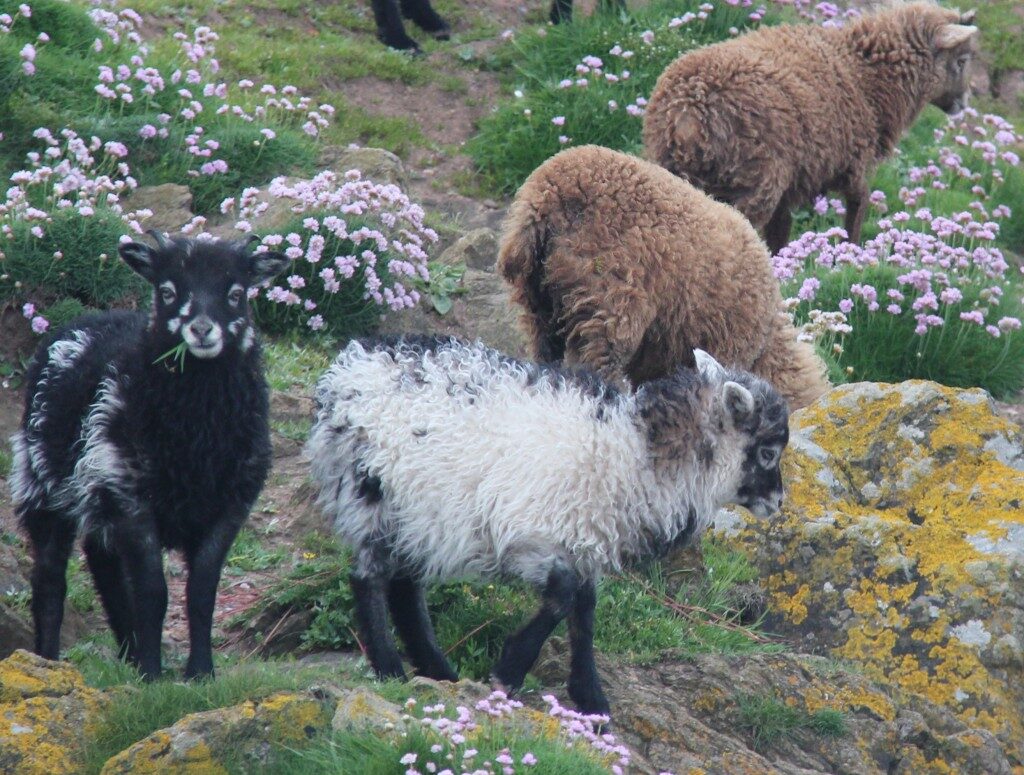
left=752, top=311, right=831, bottom=410
left=496, top=198, right=565, bottom=362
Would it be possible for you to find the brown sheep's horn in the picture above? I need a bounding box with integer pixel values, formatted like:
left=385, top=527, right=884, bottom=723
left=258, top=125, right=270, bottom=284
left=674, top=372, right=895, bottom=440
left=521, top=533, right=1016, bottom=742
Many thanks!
left=959, top=8, right=977, bottom=24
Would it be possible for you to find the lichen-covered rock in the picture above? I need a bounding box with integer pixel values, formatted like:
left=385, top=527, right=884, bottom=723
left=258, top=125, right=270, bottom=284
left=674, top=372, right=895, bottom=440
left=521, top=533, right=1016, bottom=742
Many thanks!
left=331, top=686, right=403, bottom=731
left=101, top=691, right=330, bottom=774
left=716, top=381, right=1024, bottom=763
left=574, top=651, right=1015, bottom=775
left=0, top=650, right=108, bottom=774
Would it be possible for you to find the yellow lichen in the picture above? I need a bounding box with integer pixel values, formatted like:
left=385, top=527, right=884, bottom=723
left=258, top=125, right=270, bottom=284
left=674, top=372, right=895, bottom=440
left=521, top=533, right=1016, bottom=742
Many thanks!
left=721, top=382, right=1024, bottom=755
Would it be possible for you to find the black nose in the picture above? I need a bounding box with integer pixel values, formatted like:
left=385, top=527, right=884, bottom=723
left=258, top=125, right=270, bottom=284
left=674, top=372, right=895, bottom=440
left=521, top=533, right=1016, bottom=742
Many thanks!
left=191, top=319, right=213, bottom=339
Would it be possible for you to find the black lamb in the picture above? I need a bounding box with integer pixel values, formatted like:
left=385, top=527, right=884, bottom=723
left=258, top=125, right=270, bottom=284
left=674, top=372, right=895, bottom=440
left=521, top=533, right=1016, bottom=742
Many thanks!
left=9, top=232, right=289, bottom=680
left=370, top=0, right=626, bottom=50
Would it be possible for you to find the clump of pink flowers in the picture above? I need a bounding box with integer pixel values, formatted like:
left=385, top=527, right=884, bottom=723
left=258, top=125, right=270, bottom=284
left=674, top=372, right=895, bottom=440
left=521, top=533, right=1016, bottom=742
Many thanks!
left=389, top=691, right=641, bottom=775
left=216, top=169, right=435, bottom=332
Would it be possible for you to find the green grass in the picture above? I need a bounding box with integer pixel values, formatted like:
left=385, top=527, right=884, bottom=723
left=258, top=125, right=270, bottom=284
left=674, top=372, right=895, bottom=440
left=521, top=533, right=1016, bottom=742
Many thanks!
left=263, top=339, right=334, bottom=392
left=469, top=0, right=788, bottom=195
left=0, top=446, right=12, bottom=478
left=789, top=264, right=1024, bottom=398
left=77, top=657, right=358, bottom=774
left=736, top=693, right=846, bottom=750
left=275, top=718, right=610, bottom=775
left=225, top=527, right=288, bottom=574
left=238, top=534, right=780, bottom=680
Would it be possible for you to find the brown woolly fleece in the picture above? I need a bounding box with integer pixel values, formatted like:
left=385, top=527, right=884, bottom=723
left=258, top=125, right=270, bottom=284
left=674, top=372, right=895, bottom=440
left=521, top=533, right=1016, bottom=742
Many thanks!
left=642, top=2, right=978, bottom=254
left=497, top=145, right=829, bottom=410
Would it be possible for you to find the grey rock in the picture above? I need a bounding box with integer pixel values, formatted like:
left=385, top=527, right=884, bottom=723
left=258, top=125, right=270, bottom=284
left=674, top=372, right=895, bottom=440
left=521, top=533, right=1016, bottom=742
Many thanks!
left=126, top=184, right=194, bottom=234
left=438, top=228, right=499, bottom=271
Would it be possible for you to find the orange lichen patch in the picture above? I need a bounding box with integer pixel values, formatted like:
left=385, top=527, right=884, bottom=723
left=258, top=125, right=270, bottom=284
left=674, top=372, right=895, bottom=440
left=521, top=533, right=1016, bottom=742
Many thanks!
left=800, top=684, right=896, bottom=722
left=719, top=382, right=1024, bottom=760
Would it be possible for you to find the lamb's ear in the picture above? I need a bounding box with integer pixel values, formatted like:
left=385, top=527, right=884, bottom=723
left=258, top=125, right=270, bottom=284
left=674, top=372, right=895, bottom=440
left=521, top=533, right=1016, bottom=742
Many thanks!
left=118, top=241, right=159, bottom=282
left=935, top=23, right=978, bottom=50
left=694, top=348, right=726, bottom=381
left=959, top=8, right=977, bottom=24
left=248, top=250, right=290, bottom=286
left=722, top=381, right=755, bottom=427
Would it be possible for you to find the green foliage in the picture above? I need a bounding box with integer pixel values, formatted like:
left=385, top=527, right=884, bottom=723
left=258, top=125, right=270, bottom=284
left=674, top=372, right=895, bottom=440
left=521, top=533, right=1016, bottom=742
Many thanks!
left=241, top=535, right=777, bottom=679
left=975, top=0, right=1024, bottom=80
left=793, top=264, right=1024, bottom=398
left=66, top=554, right=98, bottom=614
left=277, top=718, right=609, bottom=775
left=41, top=297, right=90, bottom=329
left=0, top=445, right=13, bottom=477
left=225, top=527, right=288, bottom=574
left=412, top=260, right=466, bottom=315
left=469, top=0, right=783, bottom=195
left=262, top=338, right=334, bottom=392
left=0, top=206, right=143, bottom=309
left=77, top=115, right=317, bottom=215
left=736, top=693, right=846, bottom=750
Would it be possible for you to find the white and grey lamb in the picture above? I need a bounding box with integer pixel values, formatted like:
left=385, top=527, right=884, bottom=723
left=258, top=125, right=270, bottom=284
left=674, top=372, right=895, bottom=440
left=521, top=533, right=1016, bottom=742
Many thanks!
left=306, top=335, right=789, bottom=715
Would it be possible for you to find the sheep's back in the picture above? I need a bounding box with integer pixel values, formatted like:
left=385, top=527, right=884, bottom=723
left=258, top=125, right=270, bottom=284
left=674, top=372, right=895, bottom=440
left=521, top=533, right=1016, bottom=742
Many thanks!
left=515, top=146, right=781, bottom=377
left=644, top=24, right=873, bottom=207
left=11, top=311, right=145, bottom=513
left=309, top=337, right=668, bottom=583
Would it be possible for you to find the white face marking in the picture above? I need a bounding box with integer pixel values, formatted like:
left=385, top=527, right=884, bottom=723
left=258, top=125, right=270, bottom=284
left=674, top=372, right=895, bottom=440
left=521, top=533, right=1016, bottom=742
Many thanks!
left=182, top=316, right=224, bottom=359
left=228, top=283, right=245, bottom=308
left=227, top=317, right=245, bottom=335
left=240, top=326, right=255, bottom=352
left=178, top=296, right=193, bottom=317
left=167, top=317, right=182, bottom=334
left=159, top=280, right=177, bottom=305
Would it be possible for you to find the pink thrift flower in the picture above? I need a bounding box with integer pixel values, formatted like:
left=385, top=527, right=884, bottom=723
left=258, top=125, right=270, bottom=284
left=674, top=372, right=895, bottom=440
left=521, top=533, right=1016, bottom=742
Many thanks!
left=31, top=316, right=49, bottom=334
left=22, top=302, right=35, bottom=318
left=552, top=116, right=565, bottom=126
left=521, top=753, right=538, bottom=766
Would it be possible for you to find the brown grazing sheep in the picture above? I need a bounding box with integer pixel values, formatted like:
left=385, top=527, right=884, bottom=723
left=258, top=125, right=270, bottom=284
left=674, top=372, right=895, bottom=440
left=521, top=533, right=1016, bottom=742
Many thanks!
left=642, top=3, right=978, bottom=254
left=498, top=145, right=829, bottom=409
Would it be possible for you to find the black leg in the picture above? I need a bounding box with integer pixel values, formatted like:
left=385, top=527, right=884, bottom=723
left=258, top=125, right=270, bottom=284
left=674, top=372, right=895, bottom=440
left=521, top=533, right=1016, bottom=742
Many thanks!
left=351, top=575, right=406, bottom=679
left=23, top=509, right=77, bottom=660
left=492, top=562, right=577, bottom=692
left=371, top=0, right=420, bottom=50
left=387, top=577, right=458, bottom=681
left=398, top=0, right=450, bottom=38
left=764, top=203, right=793, bottom=256
left=115, top=526, right=167, bottom=681
left=550, top=0, right=572, bottom=23
left=83, top=530, right=135, bottom=661
left=567, top=580, right=610, bottom=716
left=182, top=521, right=241, bottom=680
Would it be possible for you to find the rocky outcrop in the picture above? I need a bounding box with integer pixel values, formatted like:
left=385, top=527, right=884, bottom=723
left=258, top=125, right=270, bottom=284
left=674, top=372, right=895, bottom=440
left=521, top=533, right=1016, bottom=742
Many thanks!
left=100, top=691, right=330, bottom=774
left=716, top=381, right=1024, bottom=765
left=438, top=228, right=499, bottom=271
left=562, top=651, right=1012, bottom=775
left=0, top=650, right=108, bottom=775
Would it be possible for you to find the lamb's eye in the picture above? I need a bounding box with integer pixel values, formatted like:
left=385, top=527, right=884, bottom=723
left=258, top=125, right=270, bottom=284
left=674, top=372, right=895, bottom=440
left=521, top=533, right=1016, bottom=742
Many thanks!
left=228, top=288, right=244, bottom=306
left=160, top=287, right=176, bottom=304
left=956, top=56, right=969, bottom=71
left=758, top=447, right=778, bottom=468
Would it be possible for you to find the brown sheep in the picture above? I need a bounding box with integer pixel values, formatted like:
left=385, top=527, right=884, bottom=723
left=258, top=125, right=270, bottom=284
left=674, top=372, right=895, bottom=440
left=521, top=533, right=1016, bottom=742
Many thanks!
left=642, top=2, right=979, bottom=255
left=497, top=144, right=829, bottom=409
